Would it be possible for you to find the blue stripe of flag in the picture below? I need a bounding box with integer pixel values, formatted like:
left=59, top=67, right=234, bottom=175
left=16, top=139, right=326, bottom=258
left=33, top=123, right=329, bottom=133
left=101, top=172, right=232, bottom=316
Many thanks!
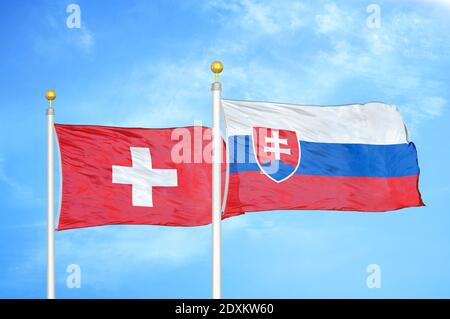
left=228, top=135, right=420, bottom=178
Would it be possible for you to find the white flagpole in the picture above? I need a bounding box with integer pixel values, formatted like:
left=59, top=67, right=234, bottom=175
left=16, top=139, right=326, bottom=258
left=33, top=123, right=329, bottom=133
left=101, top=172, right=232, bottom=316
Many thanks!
left=211, top=61, right=223, bottom=299
left=45, top=90, right=56, bottom=299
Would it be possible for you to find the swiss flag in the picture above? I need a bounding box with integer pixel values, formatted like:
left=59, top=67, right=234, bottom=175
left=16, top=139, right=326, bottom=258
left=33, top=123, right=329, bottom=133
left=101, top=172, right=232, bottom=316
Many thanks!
left=55, top=124, right=226, bottom=230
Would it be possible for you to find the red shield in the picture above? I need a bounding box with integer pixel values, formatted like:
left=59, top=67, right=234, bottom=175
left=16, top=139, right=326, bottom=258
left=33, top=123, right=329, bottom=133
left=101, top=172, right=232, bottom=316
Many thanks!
left=252, top=127, right=301, bottom=183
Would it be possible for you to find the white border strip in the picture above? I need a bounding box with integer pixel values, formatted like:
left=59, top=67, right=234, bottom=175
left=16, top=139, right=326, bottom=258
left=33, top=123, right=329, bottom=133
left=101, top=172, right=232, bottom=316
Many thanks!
left=222, top=99, right=410, bottom=145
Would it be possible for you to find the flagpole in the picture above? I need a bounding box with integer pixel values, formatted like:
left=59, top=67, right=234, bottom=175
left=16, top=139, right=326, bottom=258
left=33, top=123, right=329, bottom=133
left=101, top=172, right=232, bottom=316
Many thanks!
left=211, top=61, right=223, bottom=299
left=45, top=90, right=56, bottom=299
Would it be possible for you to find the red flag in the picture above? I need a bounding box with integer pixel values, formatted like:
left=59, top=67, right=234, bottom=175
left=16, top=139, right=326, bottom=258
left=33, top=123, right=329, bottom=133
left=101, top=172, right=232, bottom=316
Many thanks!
left=55, top=124, right=225, bottom=230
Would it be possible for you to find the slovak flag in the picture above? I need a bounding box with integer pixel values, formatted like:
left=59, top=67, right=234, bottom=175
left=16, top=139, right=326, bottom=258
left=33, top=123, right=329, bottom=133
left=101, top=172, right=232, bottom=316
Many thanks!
left=223, top=99, right=424, bottom=214
left=55, top=124, right=225, bottom=230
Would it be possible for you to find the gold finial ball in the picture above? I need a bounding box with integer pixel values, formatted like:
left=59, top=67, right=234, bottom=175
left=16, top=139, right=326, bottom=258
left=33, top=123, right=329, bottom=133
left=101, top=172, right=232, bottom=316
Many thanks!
left=45, top=90, right=57, bottom=101
left=211, top=61, right=223, bottom=74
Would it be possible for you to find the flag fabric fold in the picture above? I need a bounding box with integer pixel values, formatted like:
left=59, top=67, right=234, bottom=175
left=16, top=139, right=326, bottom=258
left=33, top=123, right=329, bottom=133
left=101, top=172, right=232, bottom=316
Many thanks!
left=55, top=124, right=225, bottom=230
left=222, top=99, right=424, bottom=214
left=55, top=100, right=423, bottom=230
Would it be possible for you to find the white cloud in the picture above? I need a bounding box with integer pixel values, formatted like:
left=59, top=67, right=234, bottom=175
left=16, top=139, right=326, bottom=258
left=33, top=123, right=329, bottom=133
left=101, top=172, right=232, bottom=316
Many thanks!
left=32, top=14, right=94, bottom=56
left=309, top=3, right=448, bottom=128
left=418, top=0, right=450, bottom=8
left=111, top=58, right=212, bottom=127
left=82, top=1, right=447, bottom=132
left=402, top=96, right=447, bottom=128
left=0, top=156, right=38, bottom=207
left=315, top=3, right=352, bottom=35
left=53, top=218, right=266, bottom=288
left=56, top=226, right=210, bottom=268
left=423, top=97, right=447, bottom=117
left=75, top=27, right=94, bottom=53
left=2, top=225, right=210, bottom=292
left=205, top=0, right=306, bottom=36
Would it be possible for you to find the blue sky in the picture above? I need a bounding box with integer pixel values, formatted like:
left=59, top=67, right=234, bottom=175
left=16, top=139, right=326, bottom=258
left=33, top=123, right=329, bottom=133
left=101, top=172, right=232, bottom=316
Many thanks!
left=1, top=0, right=450, bottom=298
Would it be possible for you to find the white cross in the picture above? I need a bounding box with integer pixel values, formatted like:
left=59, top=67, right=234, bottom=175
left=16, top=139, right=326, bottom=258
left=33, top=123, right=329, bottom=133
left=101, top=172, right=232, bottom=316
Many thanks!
left=264, top=130, right=291, bottom=160
left=112, top=147, right=177, bottom=207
